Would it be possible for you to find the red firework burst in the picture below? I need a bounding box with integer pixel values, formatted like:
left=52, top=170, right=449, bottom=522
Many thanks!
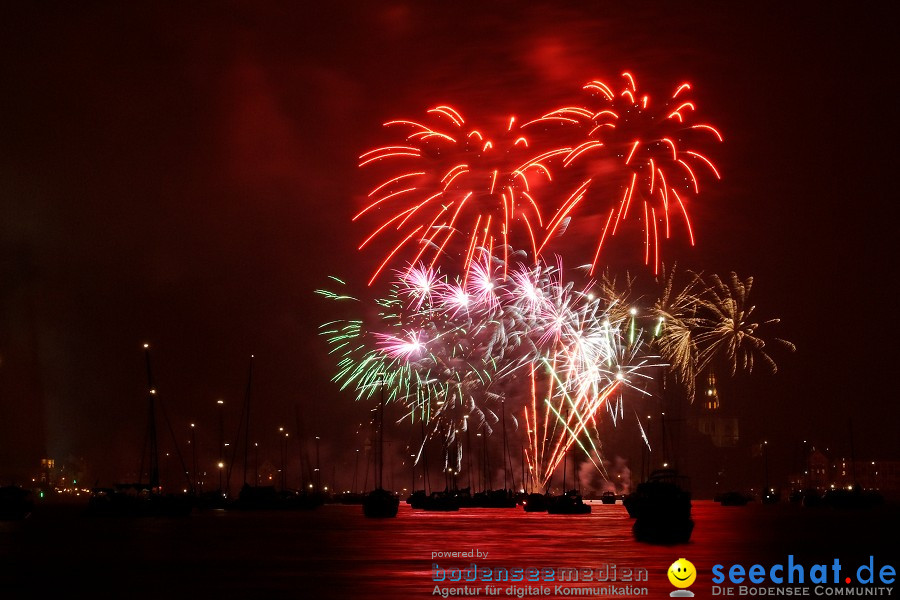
left=535, top=72, right=724, bottom=275
left=356, top=106, right=566, bottom=284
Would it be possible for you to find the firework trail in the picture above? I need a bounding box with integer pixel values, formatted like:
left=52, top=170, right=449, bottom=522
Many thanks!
left=324, top=73, right=800, bottom=494
left=520, top=266, right=662, bottom=488
left=317, top=261, right=526, bottom=450
left=647, top=264, right=705, bottom=401
left=535, top=73, right=724, bottom=275
left=319, top=252, right=661, bottom=483
left=319, top=264, right=793, bottom=493
left=356, top=106, right=569, bottom=284
left=694, top=272, right=796, bottom=376
left=316, top=277, right=428, bottom=407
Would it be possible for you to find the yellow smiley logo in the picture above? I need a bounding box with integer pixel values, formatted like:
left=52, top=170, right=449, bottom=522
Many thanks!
left=668, top=558, right=697, bottom=588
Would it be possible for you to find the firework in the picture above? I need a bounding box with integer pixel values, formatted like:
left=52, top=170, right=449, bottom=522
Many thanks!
left=536, top=73, right=723, bottom=274
left=319, top=67, right=803, bottom=499
left=318, top=261, right=515, bottom=445
left=356, top=106, right=568, bottom=284
left=319, top=252, right=656, bottom=466
left=647, top=265, right=704, bottom=400
left=694, top=272, right=796, bottom=376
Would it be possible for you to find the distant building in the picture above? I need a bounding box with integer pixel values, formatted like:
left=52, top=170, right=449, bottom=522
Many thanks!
left=39, top=458, right=55, bottom=484
left=31, top=456, right=88, bottom=497
left=691, top=372, right=739, bottom=447
left=788, top=449, right=900, bottom=499
left=703, top=372, right=720, bottom=411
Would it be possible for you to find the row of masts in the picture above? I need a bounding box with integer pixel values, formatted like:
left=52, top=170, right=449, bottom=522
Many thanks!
left=137, top=346, right=328, bottom=496
left=137, top=346, right=624, bottom=498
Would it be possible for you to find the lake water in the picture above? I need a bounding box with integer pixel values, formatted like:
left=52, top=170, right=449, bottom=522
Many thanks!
left=2, top=500, right=897, bottom=598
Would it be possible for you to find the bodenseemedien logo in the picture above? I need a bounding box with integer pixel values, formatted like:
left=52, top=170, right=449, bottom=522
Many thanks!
left=669, top=558, right=697, bottom=597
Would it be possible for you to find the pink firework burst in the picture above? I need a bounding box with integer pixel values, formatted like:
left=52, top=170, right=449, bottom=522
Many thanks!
left=374, top=329, right=425, bottom=361
left=356, top=106, right=566, bottom=284
left=537, top=73, right=724, bottom=275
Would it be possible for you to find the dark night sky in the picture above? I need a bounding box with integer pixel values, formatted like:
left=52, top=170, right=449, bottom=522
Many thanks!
left=1, top=1, right=898, bottom=489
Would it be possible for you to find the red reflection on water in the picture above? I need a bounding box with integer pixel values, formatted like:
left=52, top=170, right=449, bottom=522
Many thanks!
left=294, top=501, right=898, bottom=599
left=2, top=500, right=897, bottom=597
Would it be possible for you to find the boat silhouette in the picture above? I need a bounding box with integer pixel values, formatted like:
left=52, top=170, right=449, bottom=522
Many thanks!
left=547, top=489, right=591, bottom=514
left=88, top=345, right=192, bottom=517
left=363, top=487, right=399, bottom=517
left=816, top=421, right=885, bottom=510
left=472, top=488, right=517, bottom=508
left=624, top=469, right=693, bottom=544
left=543, top=425, right=590, bottom=514
left=405, top=489, right=427, bottom=508
left=0, top=486, right=34, bottom=520
left=715, top=491, right=750, bottom=506
left=468, top=401, right=518, bottom=510
left=821, top=486, right=884, bottom=510
left=338, top=491, right=365, bottom=504
left=420, top=490, right=461, bottom=511
left=88, top=483, right=193, bottom=517
left=221, top=358, right=324, bottom=511
left=231, top=483, right=323, bottom=510
left=522, top=492, right=549, bottom=512
left=362, top=384, right=399, bottom=518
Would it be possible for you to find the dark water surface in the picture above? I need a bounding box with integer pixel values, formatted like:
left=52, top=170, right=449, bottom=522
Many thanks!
left=2, top=501, right=897, bottom=598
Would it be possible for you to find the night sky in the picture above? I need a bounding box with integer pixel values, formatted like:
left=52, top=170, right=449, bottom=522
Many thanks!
left=1, top=2, right=898, bottom=490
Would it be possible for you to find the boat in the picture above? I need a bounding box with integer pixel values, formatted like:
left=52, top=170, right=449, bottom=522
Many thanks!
left=544, top=426, right=590, bottom=514
left=821, top=486, right=884, bottom=510
left=522, top=492, right=549, bottom=512
left=195, top=489, right=230, bottom=510
left=455, top=486, right=476, bottom=508
left=472, top=488, right=517, bottom=508
left=405, top=490, right=427, bottom=508
left=470, top=402, right=519, bottom=510
left=222, top=359, right=324, bottom=511
left=338, top=491, right=365, bottom=505
left=0, top=486, right=34, bottom=520
left=817, top=422, right=885, bottom=510
left=799, top=488, right=823, bottom=508
left=88, top=345, right=193, bottom=517
left=88, top=483, right=193, bottom=517
left=363, top=488, right=399, bottom=517
left=420, top=490, right=460, bottom=511
left=362, top=386, right=399, bottom=518
left=547, top=489, right=591, bottom=514
left=624, top=469, right=693, bottom=544
left=233, top=483, right=279, bottom=509
left=600, top=491, right=616, bottom=504
left=716, top=491, right=750, bottom=506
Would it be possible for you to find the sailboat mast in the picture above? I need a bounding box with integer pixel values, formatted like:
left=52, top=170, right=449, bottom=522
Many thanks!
left=295, top=404, right=306, bottom=490
left=143, top=344, right=160, bottom=490
left=849, top=418, right=857, bottom=487
left=466, top=422, right=473, bottom=491
left=421, top=418, right=430, bottom=494
left=378, top=382, right=385, bottom=490
left=521, top=446, right=526, bottom=494
left=562, top=409, right=568, bottom=492
left=501, top=400, right=508, bottom=490
left=242, top=355, right=253, bottom=486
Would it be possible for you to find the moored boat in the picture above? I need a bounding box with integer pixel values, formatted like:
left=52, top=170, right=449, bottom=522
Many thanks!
left=547, top=490, right=591, bottom=515
left=624, top=469, right=693, bottom=544
left=0, top=486, right=34, bottom=520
